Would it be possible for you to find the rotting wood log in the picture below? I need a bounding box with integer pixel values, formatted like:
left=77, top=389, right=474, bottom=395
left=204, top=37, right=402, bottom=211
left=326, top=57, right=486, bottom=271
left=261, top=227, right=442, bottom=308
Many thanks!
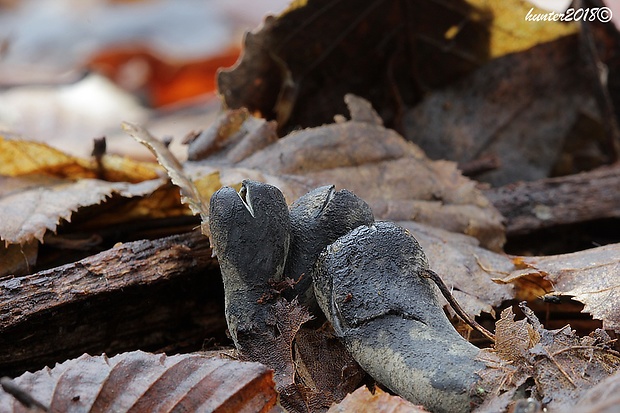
left=0, top=231, right=227, bottom=377
left=484, top=164, right=620, bottom=236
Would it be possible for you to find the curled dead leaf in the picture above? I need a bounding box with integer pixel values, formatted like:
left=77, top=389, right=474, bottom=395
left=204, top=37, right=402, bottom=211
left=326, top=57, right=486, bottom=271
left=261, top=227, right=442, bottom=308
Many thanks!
left=217, top=0, right=576, bottom=137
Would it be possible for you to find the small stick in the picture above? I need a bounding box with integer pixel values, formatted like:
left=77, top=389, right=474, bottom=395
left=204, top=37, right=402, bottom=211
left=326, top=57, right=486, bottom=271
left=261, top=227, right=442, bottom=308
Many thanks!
left=551, top=345, right=620, bottom=358
left=0, top=377, right=49, bottom=411
left=422, top=269, right=496, bottom=342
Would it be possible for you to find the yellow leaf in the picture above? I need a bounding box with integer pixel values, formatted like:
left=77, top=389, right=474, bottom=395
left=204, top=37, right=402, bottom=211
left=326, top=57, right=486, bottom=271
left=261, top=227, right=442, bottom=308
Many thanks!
left=0, top=136, right=160, bottom=183
left=467, top=0, right=578, bottom=58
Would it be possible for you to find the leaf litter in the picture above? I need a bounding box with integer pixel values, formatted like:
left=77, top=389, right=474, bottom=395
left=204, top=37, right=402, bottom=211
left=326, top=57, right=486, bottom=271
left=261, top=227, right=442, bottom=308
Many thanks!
left=217, top=0, right=576, bottom=136
left=1, top=91, right=618, bottom=412
left=404, top=35, right=598, bottom=186
left=184, top=94, right=506, bottom=251
left=474, top=303, right=620, bottom=412
left=123, top=98, right=620, bottom=411
left=1, top=0, right=619, bottom=411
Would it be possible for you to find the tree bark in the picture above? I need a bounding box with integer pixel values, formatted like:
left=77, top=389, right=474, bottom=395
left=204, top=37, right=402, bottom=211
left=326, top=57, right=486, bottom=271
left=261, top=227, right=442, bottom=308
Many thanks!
left=485, top=164, right=620, bottom=236
left=0, top=231, right=227, bottom=377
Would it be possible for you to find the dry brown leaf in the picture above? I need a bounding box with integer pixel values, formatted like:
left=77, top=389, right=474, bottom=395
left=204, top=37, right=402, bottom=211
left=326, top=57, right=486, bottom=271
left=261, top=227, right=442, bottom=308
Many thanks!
left=187, top=111, right=280, bottom=165
left=529, top=322, right=620, bottom=410
left=0, top=351, right=280, bottom=413
left=186, top=107, right=250, bottom=160
left=494, top=307, right=540, bottom=363
left=393, top=221, right=619, bottom=333
left=293, top=327, right=365, bottom=410
left=475, top=304, right=620, bottom=412
left=241, top=298, right=315, bottom=413
left=0, top=135, right=160, bottom=183
left=0, top=175, right=165, bottom=245
left=327, top=386, right=429, bottom=413
left=499, top=243, right=620, bottom=333
left=192, top=95, right=506, bottom=251
left=218, top=0, right=491, bottom=133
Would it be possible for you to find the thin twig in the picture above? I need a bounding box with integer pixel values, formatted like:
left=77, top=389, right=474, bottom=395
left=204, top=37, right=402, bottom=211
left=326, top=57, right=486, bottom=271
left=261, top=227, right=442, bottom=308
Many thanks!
left=0, top=377, right=49, bottom=411
left=551, top=345, right=620, bottom=358
left=540, top=348, right=577, bottom=388
left=422, top=269, right=495, bottom=342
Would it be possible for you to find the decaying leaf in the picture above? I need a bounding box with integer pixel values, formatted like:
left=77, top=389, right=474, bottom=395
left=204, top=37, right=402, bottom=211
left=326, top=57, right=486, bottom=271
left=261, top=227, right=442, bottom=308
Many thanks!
left=0, top=136, right=201, bottom=280
left=217, top=0, right=577, bottom=135
left=0, top=175, right=165, bottom=245
left=0, top=351, right=280, bottom=413
left=187, top=110, right=280, bottom=165
left=494, top=307, right=540, bottom=363
left=218, top=0, right=491, bottom=133
left=0, top=136, right=160, bottom=183
left=404, top=35, right=597, bottom=186
left=474, top=304, right=620, bottom=412
left=398, top=220, right=513, bottom=318
left=498, top=243, right=620, bottom=333
left=188, top=94, right=506, bottom=251
left=235, top=299, right=352, bottom=412
left=186, top=107, right=250, bottom=160
left=573, top=370, right=620, bottom=413
left=327, top=386, right=429, bottom=413
left=293, top=327, right=365, bottom=410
